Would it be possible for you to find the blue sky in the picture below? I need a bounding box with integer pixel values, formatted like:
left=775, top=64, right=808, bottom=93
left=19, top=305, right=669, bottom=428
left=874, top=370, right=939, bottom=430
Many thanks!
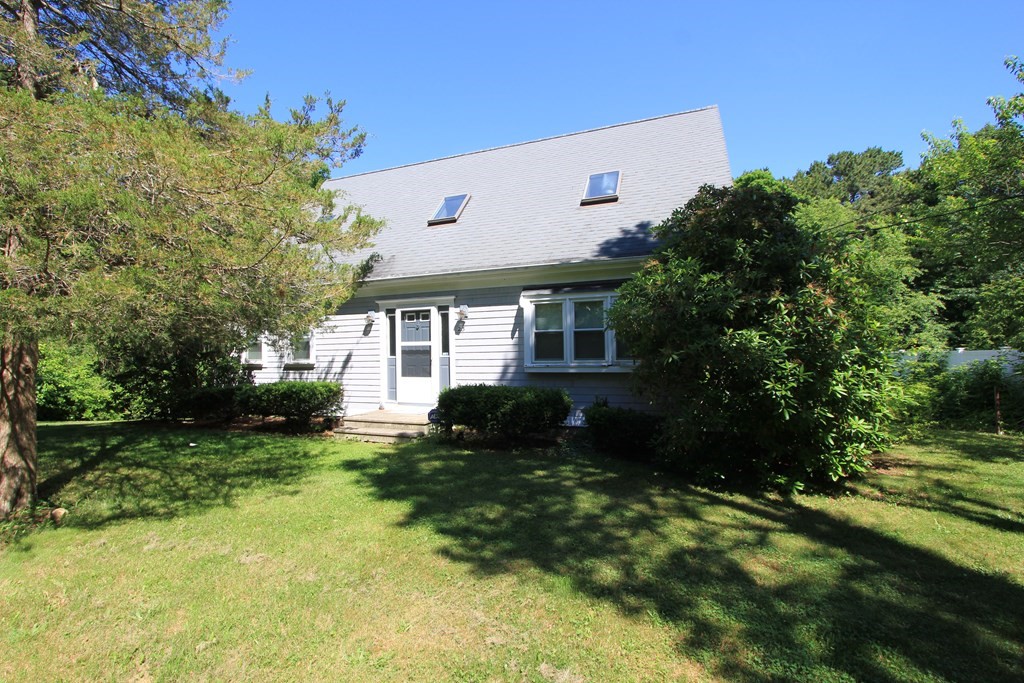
left=218, top=1, right=1023, bottom=180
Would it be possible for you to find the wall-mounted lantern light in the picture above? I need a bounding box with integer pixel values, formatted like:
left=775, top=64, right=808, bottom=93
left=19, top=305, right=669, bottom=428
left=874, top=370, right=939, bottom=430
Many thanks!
left=456, top=305, right=470, bottom=321
left=364, top=310, right=377, bottom=325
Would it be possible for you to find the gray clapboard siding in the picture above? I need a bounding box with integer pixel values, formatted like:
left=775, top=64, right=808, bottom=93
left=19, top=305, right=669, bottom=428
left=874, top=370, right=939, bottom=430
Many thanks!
left=325, top=298, right=382, bottom=413
left=449, top=286, right=646, bottom=422
left=251, top=297, right=382, bottom=415
left=253, top=285, right=647, bottom=420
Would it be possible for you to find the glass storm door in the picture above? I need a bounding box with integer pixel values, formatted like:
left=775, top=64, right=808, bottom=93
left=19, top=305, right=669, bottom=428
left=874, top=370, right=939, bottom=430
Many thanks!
left=396, top=308, right=437, bottom=404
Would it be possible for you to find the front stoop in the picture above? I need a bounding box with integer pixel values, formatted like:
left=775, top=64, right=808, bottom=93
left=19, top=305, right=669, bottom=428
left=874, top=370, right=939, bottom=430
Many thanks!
left=336, top=410, right=431, bottom=444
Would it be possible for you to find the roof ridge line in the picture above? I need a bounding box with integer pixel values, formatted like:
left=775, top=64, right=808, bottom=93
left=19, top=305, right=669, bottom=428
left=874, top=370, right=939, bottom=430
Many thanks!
left=327, top=105, right=720, bottom=183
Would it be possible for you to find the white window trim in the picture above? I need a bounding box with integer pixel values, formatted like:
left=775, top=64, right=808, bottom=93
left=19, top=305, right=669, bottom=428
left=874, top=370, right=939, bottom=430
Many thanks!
left=242, top=338, right=264, bottom=366
left=427, top=193, right=471, bottom=226
left=522, top=292, right=633, bottom=372
left=580, top=171, right=621, bottom=205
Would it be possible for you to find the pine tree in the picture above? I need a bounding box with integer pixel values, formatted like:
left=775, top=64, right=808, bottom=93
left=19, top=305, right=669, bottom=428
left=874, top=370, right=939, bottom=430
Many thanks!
left=0, top=2, right=381, bottom=516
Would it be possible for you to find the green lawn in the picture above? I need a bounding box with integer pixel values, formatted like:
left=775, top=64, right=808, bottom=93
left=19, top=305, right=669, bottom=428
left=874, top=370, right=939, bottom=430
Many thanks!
left=1, top=424, right=1022, bottom=682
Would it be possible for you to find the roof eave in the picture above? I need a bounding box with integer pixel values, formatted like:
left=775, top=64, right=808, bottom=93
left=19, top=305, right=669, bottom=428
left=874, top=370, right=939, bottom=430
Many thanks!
left=355, top=256, right=649, bottom=298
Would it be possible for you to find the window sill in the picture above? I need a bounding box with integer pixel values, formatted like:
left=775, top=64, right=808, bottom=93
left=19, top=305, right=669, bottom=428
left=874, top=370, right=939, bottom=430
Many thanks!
left=580, top=194, right=618, bottom=206
left=242, top=362, right=264, bottom=370
left=283, top=362, right=315, bottom=371
left=525, top=364, right=634, bottom=374
left=427, top=216, right=458, bottom=226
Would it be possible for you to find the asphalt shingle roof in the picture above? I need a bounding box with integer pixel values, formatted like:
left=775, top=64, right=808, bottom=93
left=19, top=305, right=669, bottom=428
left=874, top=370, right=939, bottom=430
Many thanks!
left=327, top=106, right=732, bottom=282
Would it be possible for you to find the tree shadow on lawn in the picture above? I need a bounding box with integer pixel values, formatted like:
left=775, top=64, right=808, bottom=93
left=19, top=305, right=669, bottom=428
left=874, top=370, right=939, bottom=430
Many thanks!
left=344, top=439, right=1024, bottom=682
left=36, top=422, right=322, bottom=529
left=902, top=488, right=1024, bottom=535
left=862, top=433, right=1024, bottom=535
left=910, top=430, right=1024, bottom=464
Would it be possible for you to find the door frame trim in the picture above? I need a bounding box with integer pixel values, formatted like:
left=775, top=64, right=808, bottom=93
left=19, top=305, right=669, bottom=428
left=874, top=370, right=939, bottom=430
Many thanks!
left=376, top=295, right=456, bottom=408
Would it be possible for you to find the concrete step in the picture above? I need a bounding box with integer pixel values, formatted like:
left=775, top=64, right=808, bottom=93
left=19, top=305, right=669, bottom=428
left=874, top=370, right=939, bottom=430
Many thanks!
left=335, top=426, right=424, bottom=444
left=344, top=410, right=429, bottom=424
left=343, top=419, right=430, bottom=433
left=336, top=410, right=431, bottom=444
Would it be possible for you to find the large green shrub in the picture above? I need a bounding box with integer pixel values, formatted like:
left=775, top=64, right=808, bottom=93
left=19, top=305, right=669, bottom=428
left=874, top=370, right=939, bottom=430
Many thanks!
left=236, top=381, right=342, bottom=427
left=582, top=400, right=663, bottom=462
left=437, top=384, right=572, bottom=442
left=100, top=336, right=252, bottom=420
left=36, top=341, right=119, bottom=421
left=183, top=385, right=246, bottom=422
left=609, top=173, right=901, bottom=487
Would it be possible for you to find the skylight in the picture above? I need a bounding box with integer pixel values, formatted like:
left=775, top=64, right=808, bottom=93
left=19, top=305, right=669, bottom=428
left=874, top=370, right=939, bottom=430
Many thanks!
left=428, top=194, right=470, bottom=225
left=581, top=171, right=620, bottom=205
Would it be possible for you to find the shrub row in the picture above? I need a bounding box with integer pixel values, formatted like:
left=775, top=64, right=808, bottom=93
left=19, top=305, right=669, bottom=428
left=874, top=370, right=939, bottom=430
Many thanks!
left=436, top=384, right=572, bottom=442
left=236, top=381, right=343, bottom=426
left=183, top=381, right=342, bottom=427
left=182, top=386, right=244, bottom=422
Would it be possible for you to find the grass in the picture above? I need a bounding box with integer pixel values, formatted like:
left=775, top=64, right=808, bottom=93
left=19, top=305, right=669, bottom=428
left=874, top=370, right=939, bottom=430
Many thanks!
left=1, top=424, right=1022, bottom=682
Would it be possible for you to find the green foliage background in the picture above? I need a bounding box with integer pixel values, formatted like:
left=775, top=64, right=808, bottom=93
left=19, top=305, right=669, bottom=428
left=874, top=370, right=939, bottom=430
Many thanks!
left=1, top=88, right=382, bottom=347
left=35, top=341, right=117, bottom=421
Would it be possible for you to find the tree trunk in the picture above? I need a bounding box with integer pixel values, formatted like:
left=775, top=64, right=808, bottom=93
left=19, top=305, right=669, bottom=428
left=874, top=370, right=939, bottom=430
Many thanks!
left=995, top=385, right=1003, bottom=436
left=15, top=0, right=43, bottom=97
left=2, top=2, right=42, bottom=519
left=0, top=340, right=38, bottom=518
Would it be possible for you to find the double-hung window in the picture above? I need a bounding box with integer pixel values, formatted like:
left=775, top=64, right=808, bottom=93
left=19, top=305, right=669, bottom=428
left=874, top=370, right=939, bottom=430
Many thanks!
left=523, top=293, right=632, bottom=370
left=533, top=302, right=566, bottom=362
left=293, top=335, right=311, bottom=361
left=242, top=339, right=263, bottom=367
left=283, top=332, right=315, bottom=369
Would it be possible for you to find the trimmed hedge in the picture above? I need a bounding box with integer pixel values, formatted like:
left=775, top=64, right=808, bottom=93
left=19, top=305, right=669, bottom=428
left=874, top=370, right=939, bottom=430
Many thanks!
left=437, top=384, right=572, bottom=442
left=236, top=381, right=342, bottom=426
left=582, top=401, right=664, bottom=462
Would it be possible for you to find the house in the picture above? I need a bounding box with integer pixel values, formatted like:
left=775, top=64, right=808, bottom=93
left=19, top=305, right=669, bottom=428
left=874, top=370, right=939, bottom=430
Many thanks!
left=246, top=106, right=732, bottom=424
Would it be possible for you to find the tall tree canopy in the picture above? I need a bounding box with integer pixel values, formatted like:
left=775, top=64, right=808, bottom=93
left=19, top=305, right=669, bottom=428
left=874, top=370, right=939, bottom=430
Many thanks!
left=0, top=1, right=381, bottom=516
left=784, top=148, right=947, bottom=352
left=1, top=0, right=232, bottom=102
left=909, top=57, right=1024, bottom=347
left=786, top=147, right=905, bottom=217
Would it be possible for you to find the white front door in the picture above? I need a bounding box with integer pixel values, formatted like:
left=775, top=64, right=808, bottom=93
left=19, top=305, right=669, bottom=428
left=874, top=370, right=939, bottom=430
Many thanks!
left=396, top=308, right=438, bottom=404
